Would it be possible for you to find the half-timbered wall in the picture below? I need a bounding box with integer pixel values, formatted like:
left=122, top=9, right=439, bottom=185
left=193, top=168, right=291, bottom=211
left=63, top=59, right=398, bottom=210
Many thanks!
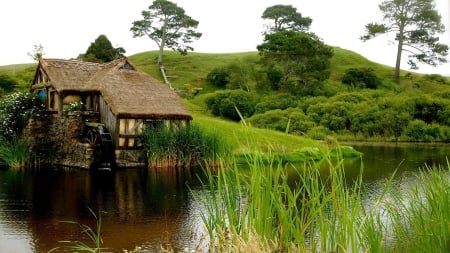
left=118, top=118, right=145, bottom=148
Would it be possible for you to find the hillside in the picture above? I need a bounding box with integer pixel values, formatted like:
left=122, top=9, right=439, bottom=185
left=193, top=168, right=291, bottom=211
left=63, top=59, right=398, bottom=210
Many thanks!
left=2, top=48, right=450, bottom=148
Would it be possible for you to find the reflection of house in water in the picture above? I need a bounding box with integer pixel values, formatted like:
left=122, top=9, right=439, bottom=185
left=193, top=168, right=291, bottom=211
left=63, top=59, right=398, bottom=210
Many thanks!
left=22, top=169, right=197, bottom=252
left=28, top=57, right=192, bottom=168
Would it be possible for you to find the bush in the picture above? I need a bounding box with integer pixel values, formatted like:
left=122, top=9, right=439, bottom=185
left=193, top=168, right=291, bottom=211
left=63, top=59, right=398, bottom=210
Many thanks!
left=421, top=74, right=449, bottom=85
left=307, top=101, right=352, bottom=131
left=247, top=108, right=315, bottom=135
left=205, top=90, right=257, bottom=121
left=254, top=93, right=298, bottom=114
left=306, top=125, right=331, bottom=140
left=0, top=92, right=45, bottom=141
left=405, top=95, right=446, bottom=124
left=341, top=68, right=381, bottom=89
left=401, top=120, right=447, bottom=142
left=206, top=67, right=230, bottom=88
left=0, top=74, right=18, bottom=94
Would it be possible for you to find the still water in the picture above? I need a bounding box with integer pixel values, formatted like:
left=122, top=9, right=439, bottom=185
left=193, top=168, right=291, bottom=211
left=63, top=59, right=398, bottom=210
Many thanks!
left=1, top=143, right=449, bottom=252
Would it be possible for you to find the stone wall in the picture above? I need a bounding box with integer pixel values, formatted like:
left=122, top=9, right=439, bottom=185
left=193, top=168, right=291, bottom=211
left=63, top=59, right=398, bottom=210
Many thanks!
left=23, top=111, right=149, bottom=169
left=22, top=112, right=96, bottom=169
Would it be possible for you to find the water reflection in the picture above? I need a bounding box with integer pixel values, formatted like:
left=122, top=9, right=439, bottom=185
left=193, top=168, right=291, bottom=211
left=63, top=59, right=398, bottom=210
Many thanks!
left=0, top=167, right=204, bottom=252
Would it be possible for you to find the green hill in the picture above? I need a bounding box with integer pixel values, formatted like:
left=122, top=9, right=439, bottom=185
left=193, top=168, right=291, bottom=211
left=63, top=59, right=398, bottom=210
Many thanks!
left=2, top=48, right=450, bottom=156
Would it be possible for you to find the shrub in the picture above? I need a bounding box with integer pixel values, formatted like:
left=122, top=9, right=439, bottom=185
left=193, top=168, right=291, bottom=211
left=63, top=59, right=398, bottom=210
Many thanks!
left=205, top=90, right=257, bottom=121
left=254, top=93, right=298, bottom=114
left=248, top=108, right=315, bottom=135
left=331, top=92, right=369, bottom=104
left=206, top=67, right=230, bottom=88
left=421, top=74, right=449, bottom=85
left=341, top=68, right=381, bottom=89
left=0, top=92, right=46, bottom=141
left=0, top=74, right=18, bottom=94
left=307, top=101, right=352, bottom=131
left=402, top=120, right=442, bottom=142
left=406, top=96, right=446, bottom=124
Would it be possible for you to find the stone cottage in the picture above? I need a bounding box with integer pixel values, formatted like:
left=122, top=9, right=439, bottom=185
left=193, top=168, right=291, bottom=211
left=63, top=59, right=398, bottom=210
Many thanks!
left=28, top=57, right=192, bottom=168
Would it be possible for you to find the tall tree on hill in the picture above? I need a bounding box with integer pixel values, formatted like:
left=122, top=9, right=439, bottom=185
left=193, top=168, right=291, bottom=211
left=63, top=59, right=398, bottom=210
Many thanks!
left=262, top=4, right=312, bottom=34
left=79, top=35, right=125, bottom=63
left=130, top=0, right=202, bottom=65
left=257, top=31, right=333, bottom=95
left=361, top=0, right=448, bottom=82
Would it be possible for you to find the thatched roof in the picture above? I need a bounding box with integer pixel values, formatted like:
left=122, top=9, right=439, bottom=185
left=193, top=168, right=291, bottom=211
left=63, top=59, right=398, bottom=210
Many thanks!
left=33, top=58, right=192, bottom=120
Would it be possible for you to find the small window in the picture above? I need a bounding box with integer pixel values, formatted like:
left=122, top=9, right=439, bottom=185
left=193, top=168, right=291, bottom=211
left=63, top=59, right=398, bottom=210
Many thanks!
left=119, top=62, right=135, bottom=71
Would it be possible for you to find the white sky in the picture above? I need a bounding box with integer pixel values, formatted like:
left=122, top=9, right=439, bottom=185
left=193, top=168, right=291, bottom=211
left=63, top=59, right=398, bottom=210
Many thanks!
left=0, top=0, right=449, bottom=75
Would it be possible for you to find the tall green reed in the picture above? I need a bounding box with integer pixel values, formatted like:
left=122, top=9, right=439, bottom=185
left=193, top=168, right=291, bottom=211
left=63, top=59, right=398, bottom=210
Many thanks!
left=0, top=137, right=30, bottom=169
left=49, top=208, right=104, bottom=253
left=382, top=164, right=450, bottom=252
left=141, top=122, right=231, bottom=169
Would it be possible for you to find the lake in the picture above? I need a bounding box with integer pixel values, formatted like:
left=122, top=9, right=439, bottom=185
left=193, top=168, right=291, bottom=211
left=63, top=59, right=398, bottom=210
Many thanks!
left=0, top=143, right=449, bottom=252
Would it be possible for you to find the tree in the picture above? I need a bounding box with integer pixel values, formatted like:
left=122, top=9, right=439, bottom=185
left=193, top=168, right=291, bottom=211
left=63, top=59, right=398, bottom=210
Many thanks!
left=262, top=4, right=312, bottom=34
left=130, top=0, right=202, bottom=65
left=79, top=35, right=125, bottom=63
left=361, top=0, right=448, bottom=82
left=27, top=44, right=45, bottom=62
left=257, top=31, right=333, bottom=95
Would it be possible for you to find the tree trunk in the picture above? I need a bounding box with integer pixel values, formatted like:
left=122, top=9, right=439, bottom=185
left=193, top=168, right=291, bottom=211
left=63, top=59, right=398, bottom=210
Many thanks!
left=394, top=40, right=402, bottom=83
left=394, top=24, right=405, bottom=83
left=157, top=18, right=168, bottom=66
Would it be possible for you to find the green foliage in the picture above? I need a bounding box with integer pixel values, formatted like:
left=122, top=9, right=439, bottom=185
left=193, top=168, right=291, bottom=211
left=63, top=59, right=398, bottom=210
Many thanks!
left=361, top=0, right=448, bottom=81
left=248, top=108, right=315, bottom=135
left=130, top=0, right=202, bottom=64
left=257, top=31, right=334, bottom=95
left=402, top=120, right=450, bottom=142
left=261, top=4, right=312, bottom=33
left=140, top=122, right=230, bottom=168
left=265, top=65, right=284, bottom=90
left=196, top=149, right=450, bottom=252
left=421, top=74, right=449, bottom=85
left=80, top=34, right=125, bottom=63
left=341, top=68, right=382, bottom=89
left=206, top=67, right=230, bottom=88
left=205, top=90, right=257, bottom=121
left=0, top=74, right=18, bottom=95
left=0, top=92, right=45, bottom=141
left=306, top=125, right=331, bottom=140
left=0, top=138, right=30, bottom=169
left=254, top=93, right=298, bottom=114
left=308, top=101, right=352, bottom=131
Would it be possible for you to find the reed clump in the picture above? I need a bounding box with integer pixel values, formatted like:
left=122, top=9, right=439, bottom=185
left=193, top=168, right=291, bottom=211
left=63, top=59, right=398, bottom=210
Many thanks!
left=140, top=122, right=231, bottom=169
left=0, top=137, right=30, bottom=169
left=194, top=147, right=450, bottom=252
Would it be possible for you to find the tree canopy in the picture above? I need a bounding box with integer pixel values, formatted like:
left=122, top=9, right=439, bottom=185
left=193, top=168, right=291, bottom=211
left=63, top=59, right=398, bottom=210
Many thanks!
left=261, top=4, right=312, bottom=34
left=361, top=0, right=448, bottom=82
left=79, top=35, right=125, bottom=63
left=257, top=31, right=334, bottom=95
left=130, top=0, right=202, bottom=65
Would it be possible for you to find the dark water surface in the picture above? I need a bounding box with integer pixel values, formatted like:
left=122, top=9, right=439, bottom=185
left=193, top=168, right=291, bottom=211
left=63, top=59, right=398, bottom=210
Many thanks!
left=1, top=143, right=450, bottom=252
